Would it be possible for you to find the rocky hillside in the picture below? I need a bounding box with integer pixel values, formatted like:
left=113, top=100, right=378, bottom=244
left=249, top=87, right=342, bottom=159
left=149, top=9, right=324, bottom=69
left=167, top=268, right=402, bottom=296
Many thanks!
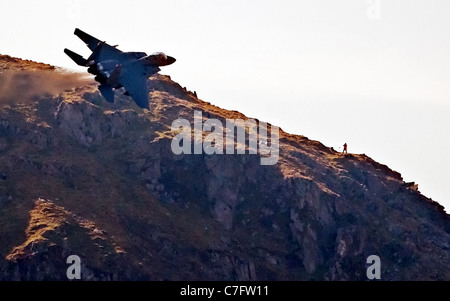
left=0, top=54, right=449, bottom=280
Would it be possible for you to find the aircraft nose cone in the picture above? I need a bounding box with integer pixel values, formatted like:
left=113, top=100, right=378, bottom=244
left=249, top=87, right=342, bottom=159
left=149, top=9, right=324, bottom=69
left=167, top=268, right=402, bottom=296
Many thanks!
left=167, top=56, right=176, bottom=65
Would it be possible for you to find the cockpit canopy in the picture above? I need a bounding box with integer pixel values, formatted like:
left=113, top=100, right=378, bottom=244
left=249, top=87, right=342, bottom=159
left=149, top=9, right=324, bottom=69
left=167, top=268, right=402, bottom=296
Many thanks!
left=143, top=52, right=174, bottom=67
left=149, top=52, right=168, bottom=60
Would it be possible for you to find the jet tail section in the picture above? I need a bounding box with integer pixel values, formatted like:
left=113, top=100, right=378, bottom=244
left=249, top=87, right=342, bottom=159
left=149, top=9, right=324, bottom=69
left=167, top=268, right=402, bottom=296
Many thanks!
left=74, top=28, right=102, bottom=51
left=64, top=48, right=89, bottom=67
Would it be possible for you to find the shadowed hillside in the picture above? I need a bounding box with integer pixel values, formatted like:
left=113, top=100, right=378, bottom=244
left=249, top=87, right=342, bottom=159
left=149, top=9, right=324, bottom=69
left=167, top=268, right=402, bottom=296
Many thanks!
left=0, top=54, right=448, bottom=280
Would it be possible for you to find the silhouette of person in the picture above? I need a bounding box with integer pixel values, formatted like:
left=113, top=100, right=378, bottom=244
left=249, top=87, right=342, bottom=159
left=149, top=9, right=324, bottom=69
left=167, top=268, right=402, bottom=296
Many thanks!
left=342, top=143, right=348, bottom=155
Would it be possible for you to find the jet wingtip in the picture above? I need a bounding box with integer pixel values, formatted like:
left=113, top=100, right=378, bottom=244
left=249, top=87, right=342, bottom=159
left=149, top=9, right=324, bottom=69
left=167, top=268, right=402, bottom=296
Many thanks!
left=133, top=97, right=150, bottom=109
left=130, top=94, right=150, bottom=109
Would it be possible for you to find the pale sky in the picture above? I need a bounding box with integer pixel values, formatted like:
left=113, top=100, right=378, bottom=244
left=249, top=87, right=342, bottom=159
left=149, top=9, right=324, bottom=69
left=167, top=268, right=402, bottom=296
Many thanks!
left=1, top=0, right=449, bottom=211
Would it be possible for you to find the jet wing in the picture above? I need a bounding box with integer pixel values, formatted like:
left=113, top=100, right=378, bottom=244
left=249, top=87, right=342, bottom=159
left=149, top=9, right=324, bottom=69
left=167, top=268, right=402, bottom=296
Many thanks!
left=119, top=63, right=153, bottom=109
left=98, top=84, right=115, bottom=103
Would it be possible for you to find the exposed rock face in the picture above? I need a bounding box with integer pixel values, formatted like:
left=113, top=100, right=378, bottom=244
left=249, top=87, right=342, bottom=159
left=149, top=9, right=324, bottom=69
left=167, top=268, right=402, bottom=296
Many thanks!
left=0, top=55, right=449, bottom=280
left=4, top=199, right=126, bottom=281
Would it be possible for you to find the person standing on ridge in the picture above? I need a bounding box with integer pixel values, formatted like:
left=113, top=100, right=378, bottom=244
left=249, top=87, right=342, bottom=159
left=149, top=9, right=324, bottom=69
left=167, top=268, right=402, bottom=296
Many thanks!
left=342, top=143, right=348, bottom=155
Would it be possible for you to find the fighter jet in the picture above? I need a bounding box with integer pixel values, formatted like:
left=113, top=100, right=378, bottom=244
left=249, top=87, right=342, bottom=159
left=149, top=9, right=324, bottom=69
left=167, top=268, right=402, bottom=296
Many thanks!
left=64, top=28, right=175, bottom=109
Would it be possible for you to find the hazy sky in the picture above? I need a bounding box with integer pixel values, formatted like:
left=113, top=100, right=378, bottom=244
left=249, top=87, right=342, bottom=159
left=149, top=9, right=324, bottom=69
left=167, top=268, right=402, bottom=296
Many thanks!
left=1, top=0, right=449, bottom=211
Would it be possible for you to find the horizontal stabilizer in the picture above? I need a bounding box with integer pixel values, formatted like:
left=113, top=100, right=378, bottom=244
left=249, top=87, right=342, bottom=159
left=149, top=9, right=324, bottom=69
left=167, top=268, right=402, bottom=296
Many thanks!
left=64, top=48, right=89, bottom=67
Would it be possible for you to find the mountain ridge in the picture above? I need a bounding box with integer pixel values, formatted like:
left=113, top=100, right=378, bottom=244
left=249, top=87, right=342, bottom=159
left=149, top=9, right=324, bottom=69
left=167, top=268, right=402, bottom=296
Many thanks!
left=0, top=54, right=448, bottom=280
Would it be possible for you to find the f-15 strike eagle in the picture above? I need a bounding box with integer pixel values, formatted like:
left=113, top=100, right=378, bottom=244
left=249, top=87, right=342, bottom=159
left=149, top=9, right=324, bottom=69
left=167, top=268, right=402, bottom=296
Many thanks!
left=64, top=28, right=176, bottom=109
